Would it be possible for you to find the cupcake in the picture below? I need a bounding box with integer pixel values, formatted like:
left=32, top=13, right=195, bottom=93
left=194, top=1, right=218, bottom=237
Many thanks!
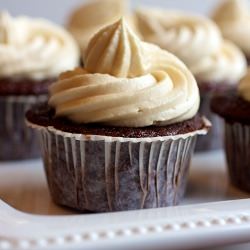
left=67, top=0, right=138, bottom=59
left=211, top=69, right=250, bottom=192
left=135, top=8, right=247, bottom=151
left=26, top=19, right=209, bottom=212
left=0, top=12, right=79, bottom=161
left=212, top=0, right=250, bottom=65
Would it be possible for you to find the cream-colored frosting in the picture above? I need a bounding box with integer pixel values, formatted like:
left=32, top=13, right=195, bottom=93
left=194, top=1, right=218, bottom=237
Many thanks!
left=135, top=8, right=247, bottom=84
left=49, top=19, right=200, bottom=127
left=67, top=0, right=137, bottom=58
left=190, top=40, right=247, bottom=83
left=212, top=0, right=250, bottom=56
left=238, top=68, right=250, bottom=102
left=0, top=12, right=79, bottom=79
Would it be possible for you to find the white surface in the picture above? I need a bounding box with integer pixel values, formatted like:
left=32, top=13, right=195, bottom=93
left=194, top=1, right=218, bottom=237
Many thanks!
left=1, top=151, right=250, bottom=250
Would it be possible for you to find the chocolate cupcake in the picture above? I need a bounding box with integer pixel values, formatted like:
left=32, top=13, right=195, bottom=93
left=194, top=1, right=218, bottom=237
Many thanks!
left=212, top=0, right=250, bottom=65
left=211, top=69, right=250, bottom=192
left=26, top=19, right=209, bottom=212
left=135, top=8, right=247, bottom=151
left=0, top=12, right=80, bottom=161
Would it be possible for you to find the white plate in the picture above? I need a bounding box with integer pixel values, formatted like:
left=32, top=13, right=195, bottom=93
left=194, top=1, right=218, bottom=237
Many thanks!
left=1, top=151, right=250, bottom=250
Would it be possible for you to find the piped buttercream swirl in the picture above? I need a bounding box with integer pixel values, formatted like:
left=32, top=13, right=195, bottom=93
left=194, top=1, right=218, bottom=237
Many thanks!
left=238, top=68, right=250, bottom=102
left=135, top=8, right=247, bottom=84
left=0, top=12, right=79, bottom=79
left=49, top=19, right=200, bottom=127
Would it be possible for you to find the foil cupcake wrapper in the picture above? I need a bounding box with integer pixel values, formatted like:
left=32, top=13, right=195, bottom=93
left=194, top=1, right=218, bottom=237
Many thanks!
left=196, top=90, right=223, bottom=152
left=34, top=126, right=203, bottom=212
left=225, top=122, right=250, bottom=192
left=0, top=95, right=47, bottom=161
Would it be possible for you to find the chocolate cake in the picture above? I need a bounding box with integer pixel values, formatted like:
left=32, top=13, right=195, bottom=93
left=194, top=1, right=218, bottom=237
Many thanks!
left=0, top=12, right=79, bottom=161
left=27, top=103, right=207, bottom=138
left=211, top=88, right=250, bottom=125
left=26, top=18, right=210, bottom=212
left=26, top=103, right=209, bottom=212
left=0, top=77, right=55, bottom=96
left=0, top=78, right=55, bottom=161
left=211, top=88, right=250, bottom=192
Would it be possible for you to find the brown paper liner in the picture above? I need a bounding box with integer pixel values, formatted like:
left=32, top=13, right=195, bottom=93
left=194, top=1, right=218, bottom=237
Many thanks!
left=225, top=122, right=250, bottom=192
left=196, top=90, right=223, bottom=152
left=0, top=95, right=47, bottom=161
left=33, top=126, right=203, bottom=212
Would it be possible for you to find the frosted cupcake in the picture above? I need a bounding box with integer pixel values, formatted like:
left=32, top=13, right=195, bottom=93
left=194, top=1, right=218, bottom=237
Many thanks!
left=67, top=0, right=137, bottom=59
left=0, top=12, right=79, bottom=161
left=212, top=0, right=250, bottom=65
left=211, top=69, right=250, bottom=192
left=26, top=19, right=209, bottom=212
left=135, top=9, right=247, bottom=151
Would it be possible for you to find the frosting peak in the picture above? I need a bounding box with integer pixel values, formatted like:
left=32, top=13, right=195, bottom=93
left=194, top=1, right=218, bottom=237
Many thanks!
left=212, top=0, right=250, bottom=56
left=213, top=0, right=249, bottom=22
left=67, top=0, right=137, bottom=58
left=50, top=19, right=200, bottom=128
left=85, top=19, right=146, bottom=78
left=238, top=68, right=250, bottom=102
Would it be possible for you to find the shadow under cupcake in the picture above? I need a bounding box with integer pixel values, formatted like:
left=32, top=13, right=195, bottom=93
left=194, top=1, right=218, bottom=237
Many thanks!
left=0, top=12, right=79, bottom=161
left=27, top=19, right=210, bottom=212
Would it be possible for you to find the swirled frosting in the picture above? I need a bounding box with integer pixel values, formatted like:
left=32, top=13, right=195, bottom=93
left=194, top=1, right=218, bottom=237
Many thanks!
left=135, top=8, right=247, bottom=84
left=67, top=0, right=137, bottom=58
left=238, top=68, right=250, bottom=102
left=49, top=19, right=200, bottom=127
left=212, top=0, right=250, bottom=57
left=0, top=12, right=79, bottom=79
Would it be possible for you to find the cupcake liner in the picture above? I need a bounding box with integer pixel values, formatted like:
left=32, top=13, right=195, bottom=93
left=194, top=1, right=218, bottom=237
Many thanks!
left=196, top=90, right=223, bottom=152
left=30, top=123, right=208, bottom=212
left=0, top=95, right=47, bottom=161
left=225, top=122, right=250, bottom=192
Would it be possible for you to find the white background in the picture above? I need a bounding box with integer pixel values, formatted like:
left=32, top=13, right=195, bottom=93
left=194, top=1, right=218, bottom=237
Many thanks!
left=0, top=0, right=223, bottom=24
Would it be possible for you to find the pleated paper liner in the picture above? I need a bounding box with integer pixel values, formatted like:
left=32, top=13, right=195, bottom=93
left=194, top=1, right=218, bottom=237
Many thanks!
left=225, top=122, right=250, bottom=193
left=28, top=120, right=209, bottom=212
left=0, top=95, right=47, bottom=161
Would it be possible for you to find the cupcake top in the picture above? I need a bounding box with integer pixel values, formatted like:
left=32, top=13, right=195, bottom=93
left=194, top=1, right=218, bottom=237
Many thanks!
left=212, top=0, right=250, bottom=57
left=67, top=0, right=136, bottom=58
left=238, top=68, right=250, bottom=101
left=211, top=68, right=250, bottom=124
left=135, top=8, right=247, bottom=84
left=49, top=19, right=200, bottom=128
left=0, top=12, right=79, bottom=80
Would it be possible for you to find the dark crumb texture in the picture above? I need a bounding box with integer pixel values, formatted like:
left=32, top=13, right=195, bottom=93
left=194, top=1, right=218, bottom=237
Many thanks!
left=26, top=103, right=207, bottom=138
left=211, top=88, right=250, bottom=125
left=0, top=77, right=56, bottom=96
left=247, top=56, right=250, bottom=66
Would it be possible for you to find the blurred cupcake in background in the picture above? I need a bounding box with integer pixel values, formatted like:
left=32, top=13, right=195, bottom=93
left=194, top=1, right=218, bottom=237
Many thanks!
left=67, top=0, right=138, bottom=60
left=212, top=0, right=250, bottom=65
left=135, top=8, right=247, bottom=151
left=0, top=12, right=79, bottom=161
left=211, top=68, right=250, bottom=192
left=26, top=19, right=209, bottom=212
